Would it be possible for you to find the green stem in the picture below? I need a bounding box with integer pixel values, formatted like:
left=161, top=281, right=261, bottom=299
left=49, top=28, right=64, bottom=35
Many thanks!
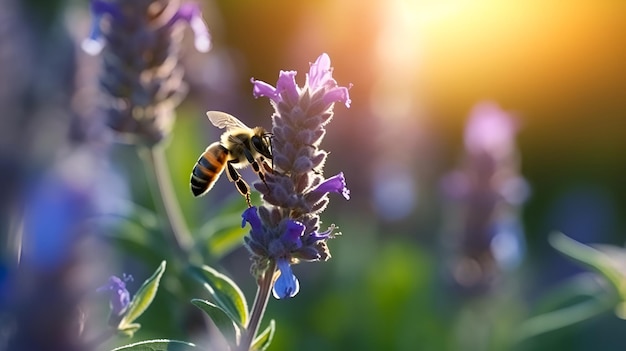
left=139, top=145, right=193, bottom=259
left=514, top=293, right=615, bottom=343
left=85, top=327, right=116, bottom=350
left=239, top=260, right=276, bottom=351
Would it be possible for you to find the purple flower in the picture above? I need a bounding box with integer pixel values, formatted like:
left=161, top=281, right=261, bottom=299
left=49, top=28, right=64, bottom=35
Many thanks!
left=313, top=172, right=351, bottom=200
left=464, top=102, right=518, bottom=161
left=272, top=259, right=300, bottom=299
left=169, top=2, right=212, bottom=52
left=306, top=53, right=351, bottom=108
left=242, top=208, right=307, bottom=297
left=97, top=275, right=132, bottom=316
left=251, top=53, right=351, bottom=108
left=82, top=0, right=211, bottom=56
left=280, top=220, right=304, bottom=249
left=242, top=206, right=264, bottom=241
left=244, top=54, right=350, bottom=299
left=251, top=71, right=299, bottom=105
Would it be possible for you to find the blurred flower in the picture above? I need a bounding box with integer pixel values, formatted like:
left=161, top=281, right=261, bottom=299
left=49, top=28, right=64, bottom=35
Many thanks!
left=242, top=53, right=351, bottom=299
left=83, top=0, right=211, bottom=145
left=97, top=274, right=133, bottom=316
left=441, top=102, right=528, bottom=294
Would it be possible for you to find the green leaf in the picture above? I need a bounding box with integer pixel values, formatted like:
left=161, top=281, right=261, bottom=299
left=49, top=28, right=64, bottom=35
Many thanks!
left=250, top=320, right=275, bottom=351
left=189, top=265, right=248, bottom=327
left=205, top=215, right=249, bottom=258
left=110, top=339, right=196, bottom=351
left=119, top=261, right=167, bottom=330
left=549, top=232, right=624, bottom=298
left=191, top=299, right=240, bottom=345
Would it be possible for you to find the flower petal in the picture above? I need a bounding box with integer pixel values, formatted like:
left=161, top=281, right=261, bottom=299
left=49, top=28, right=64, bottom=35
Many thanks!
left=323, top=86, right=351, bottom=108
left=251, top=78, right=280, bottom=103
left=172, top=3, right=211, bottom=52
left=272, top=259, right=300, bottom=299
left=97, top=275, right=131, bottom=316
left=313, top=172, right=350, bottom=200
left=242, top=206, right=265, bottom=241
left=276, top=70, right=299, bottom=104
left=281, top=220, right=304, bottom=248
left=307, top=53, right=332, bottom=91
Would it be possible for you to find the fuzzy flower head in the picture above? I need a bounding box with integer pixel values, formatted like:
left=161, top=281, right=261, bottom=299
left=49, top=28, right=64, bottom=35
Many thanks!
left=243, top=54, right=350, bottom=299
left=251, top=53, right=351, bottom=109
left=82, top=0, right=212, bottom=145
left=97, top=274, right=133, bottom=316
left=83, top=0, right=211, bottom=56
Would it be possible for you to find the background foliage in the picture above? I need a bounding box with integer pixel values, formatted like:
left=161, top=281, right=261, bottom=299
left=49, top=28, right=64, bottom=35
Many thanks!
left=1, top=0, right=625, bottom=350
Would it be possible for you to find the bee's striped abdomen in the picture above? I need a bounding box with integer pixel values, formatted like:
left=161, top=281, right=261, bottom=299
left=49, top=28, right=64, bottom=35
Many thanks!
left=190, top=142, right=229, bottom=197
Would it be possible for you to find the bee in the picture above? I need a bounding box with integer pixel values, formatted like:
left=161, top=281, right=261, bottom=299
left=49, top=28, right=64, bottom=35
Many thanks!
left=190, top=111, right=272, bottom=206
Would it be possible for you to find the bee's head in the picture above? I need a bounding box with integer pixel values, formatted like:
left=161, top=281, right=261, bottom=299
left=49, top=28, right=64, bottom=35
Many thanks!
left=251, top=128, right=273, bottom=159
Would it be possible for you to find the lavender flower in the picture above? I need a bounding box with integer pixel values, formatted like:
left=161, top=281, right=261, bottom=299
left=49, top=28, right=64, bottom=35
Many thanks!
left=83, top=0, right=210, bottom=145
left=97, top=274, right=133, bottom=316
left=242, top=53, right=351, bottom=299
left=441, top=102, right=528, bottom=293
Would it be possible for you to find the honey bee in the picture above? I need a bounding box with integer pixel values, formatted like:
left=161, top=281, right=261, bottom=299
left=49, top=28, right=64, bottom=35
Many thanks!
left=190, top=111, right=272, bottom=206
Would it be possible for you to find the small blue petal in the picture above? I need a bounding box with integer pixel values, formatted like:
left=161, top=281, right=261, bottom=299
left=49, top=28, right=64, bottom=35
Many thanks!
left=242, top=206, right=265, bottom=242
left=313, top=172, right=350, bottom=200
left=97, top=275, right=131, bottom=316
left=82, top=0, right=119, bottom=55
left=281, top=220, right=304, bottom=248
left=272, top=259, right=300, bottom=299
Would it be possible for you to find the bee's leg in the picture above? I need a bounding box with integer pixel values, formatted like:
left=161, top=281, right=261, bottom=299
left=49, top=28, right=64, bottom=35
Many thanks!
left=226, top=161, right=251, bottom=207
left=243, top=149, right=270, bottom=190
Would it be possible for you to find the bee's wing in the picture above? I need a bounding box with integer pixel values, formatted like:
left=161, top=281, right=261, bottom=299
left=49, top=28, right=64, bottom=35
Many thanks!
left=206, top=111, right=250, bottom=131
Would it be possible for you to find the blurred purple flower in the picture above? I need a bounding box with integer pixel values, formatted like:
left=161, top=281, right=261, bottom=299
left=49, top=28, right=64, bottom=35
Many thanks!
left=83, top=0, right=211, bottom=56
left=169, top=2, right=212, bottom=52
left=97, top=274, right=132, bottom=316
left=441, top=101, right=528, bottom=294
left=464, top=102, right=519, bottom=161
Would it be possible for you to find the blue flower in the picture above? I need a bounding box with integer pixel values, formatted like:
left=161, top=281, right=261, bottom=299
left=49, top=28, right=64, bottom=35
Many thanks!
left=97, top=275, right=132, bottom=316
left=242, top=208, right=307, bottom=298
left=273, top=258, right=300, bottom=299
left=81, top=0, right=119, bottom=55
left=312, top=172, right=351, bottom=200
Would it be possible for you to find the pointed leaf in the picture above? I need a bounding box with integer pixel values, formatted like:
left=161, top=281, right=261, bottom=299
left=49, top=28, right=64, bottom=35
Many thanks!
left=191, top=299, right=240, bottom=345
left=119, top=261, right=167, bottom=329
left=549, top=232, right=624, bottom=298
left=189, top=265, right=248, bottom=327
left=110, top=339, right=196, bottom=351
left=250, top=320, right=275, bottom=351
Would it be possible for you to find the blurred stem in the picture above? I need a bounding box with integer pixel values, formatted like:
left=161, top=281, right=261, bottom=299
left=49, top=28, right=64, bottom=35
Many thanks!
left=139, top=145, right=193, bottom=259
left=239, top=260, right=276, bottom=351
left=514, top=293, right=616, bottom=344
left=85, top=327, right=116, bottom=350
left=7, top=206, right=23, bottom=267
